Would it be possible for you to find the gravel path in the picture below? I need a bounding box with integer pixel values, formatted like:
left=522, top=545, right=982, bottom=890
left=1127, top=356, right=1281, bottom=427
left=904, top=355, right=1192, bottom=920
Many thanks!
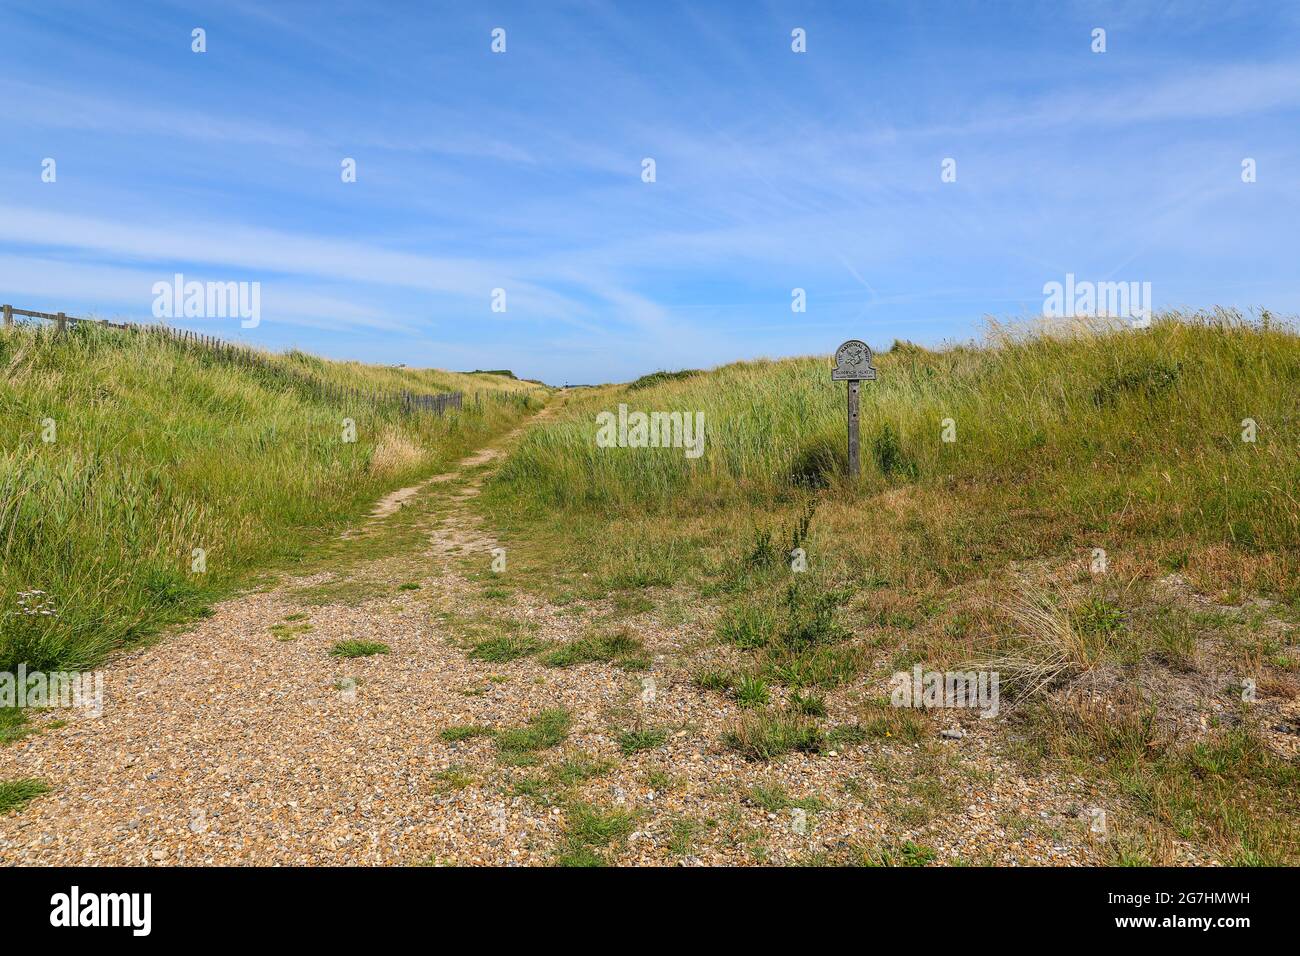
left=0, top=417, right=1119, bottom=866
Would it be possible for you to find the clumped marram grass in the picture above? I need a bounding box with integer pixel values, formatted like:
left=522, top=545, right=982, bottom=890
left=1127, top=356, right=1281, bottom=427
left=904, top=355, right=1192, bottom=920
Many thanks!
left=488, top=311, right=1300, bottom=653
left=0, top=320, right=543, bottom=673
left=488, top=311, right=1299, bottom=563
left=965, top=588, right=1108, bottom=704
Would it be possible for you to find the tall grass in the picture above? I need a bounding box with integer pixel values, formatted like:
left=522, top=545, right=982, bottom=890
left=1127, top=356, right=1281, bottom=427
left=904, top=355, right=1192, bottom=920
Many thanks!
left=488, top=311, right=1300, bottom=555
left=0, top=321, right=544, bottom=671
left=481, top=309, right=1299, bottom=863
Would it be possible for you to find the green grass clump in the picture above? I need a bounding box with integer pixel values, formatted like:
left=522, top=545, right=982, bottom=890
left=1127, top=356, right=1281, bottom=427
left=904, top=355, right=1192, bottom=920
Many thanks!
left=667, top=818, right=701, bottom=855
left=692, top=669, right=736, bottom=692
left=790, top=691, right=828, bottom=717
left=710, top=579, right=860, bottom=695
left=735, top=674, right=770, bottom=708
left=495, top=708, right=573, bottom=762
left=439, top=724, right=495, bottom=743
left=865, top=840, right=938, bottom=867
left=642, top=768, right=677, bottom=791
left=556, top=800, right=637, bottom=863
left=0, top=708, right=32, bottom=746
left=777, top=582, right=850, bottom=651
left=717, top=603, right=776, bottom=649
left=841, top=700, right=932, bottom=743
left=0, top=777, right=50, bottom=815
left=329, top=640, right=390, bottom=658
left=554, top=845, right=607, bottom=867
left=510, top=753, right=614, bottom=807
left=431, top=765, right=475, bottom=793
left=0, top=320, right=543, bottom=673
left=1071, top=596, right=1128, bottom=641
left=758, top=642, right=870, bottom=690
left=746, top=782, right=828, bottom=813
left=566, top=802, right=636, bottom=845
left=270, top=621, right=313, bottom=641
left=468, top=635, right=540, bottom=662
left=549, top=754, right=614, bottom=786
left=541, top=629, right=646, bottom=668
left=723, top=713, right=824, bottom=761
left=617, top=727, right=668, bottom=755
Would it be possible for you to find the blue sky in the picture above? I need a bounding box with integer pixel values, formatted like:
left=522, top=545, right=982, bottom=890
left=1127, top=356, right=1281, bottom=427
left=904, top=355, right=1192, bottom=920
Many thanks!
left=1, top=1, right=1298, bottom=384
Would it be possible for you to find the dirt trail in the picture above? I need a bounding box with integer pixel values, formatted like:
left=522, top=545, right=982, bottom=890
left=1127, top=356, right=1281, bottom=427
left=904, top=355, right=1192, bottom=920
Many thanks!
left=367, top=429, right=521, bottom=520
left=0, top=411, right=553, bottom=865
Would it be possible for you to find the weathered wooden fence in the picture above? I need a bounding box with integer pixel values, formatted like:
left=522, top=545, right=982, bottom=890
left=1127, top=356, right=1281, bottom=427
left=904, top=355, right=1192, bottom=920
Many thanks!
left=0, top=304, right=532, bottom=416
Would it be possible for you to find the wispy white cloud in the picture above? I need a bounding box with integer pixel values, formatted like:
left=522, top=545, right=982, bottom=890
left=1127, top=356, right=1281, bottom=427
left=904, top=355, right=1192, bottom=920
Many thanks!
left=2, top=1, right=1298, bottom=382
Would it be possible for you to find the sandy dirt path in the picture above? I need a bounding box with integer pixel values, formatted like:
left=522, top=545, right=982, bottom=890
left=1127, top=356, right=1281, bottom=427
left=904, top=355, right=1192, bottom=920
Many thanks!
left=0, top=413, right=562, bottom=865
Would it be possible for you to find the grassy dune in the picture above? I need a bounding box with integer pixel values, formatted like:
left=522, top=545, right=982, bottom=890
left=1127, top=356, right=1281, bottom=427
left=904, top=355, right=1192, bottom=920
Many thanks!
left=0, top=321, right=544, bottom=673
left=496, top=312, right=1296, bottom=538
left=482, top=310, right=1299, bottom=864
left=490, top=310, right=1298, bottom=595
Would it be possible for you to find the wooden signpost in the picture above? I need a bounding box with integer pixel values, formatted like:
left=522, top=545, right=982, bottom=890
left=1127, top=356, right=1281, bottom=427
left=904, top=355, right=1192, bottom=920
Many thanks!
left=832, top=339, right=877, bottom=479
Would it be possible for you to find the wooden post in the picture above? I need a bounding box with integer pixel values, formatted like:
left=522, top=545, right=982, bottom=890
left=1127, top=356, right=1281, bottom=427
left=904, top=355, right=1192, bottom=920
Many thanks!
left=56, top=312, right=67, bottom=334
left=2, top=304, right=11, bottom=327
left=832, top=339, right=876, bottom=481
left=847, top=380, right=860, bottom=479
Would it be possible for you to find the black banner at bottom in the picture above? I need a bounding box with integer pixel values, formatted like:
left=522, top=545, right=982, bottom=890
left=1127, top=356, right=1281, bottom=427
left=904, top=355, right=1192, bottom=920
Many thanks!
left=0, top=865, right=1274, bottom=942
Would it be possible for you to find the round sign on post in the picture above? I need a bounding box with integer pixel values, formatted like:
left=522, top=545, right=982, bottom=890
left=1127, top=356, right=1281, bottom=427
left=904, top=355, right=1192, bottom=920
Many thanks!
left=832, top=340, right=877, bottom=479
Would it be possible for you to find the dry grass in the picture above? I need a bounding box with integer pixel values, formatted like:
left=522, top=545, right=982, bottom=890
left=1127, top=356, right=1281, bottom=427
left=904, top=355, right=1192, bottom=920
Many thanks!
left=966, top=588, right=1107, bottom=705
left=369, top=429, right=425, bottom=477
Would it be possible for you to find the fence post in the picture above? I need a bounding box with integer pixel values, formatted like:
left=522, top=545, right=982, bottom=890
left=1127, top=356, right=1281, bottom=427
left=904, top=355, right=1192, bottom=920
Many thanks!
left=2, top=304, right=11, bottom=328
left=56, top=312, right=67, bottom=333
